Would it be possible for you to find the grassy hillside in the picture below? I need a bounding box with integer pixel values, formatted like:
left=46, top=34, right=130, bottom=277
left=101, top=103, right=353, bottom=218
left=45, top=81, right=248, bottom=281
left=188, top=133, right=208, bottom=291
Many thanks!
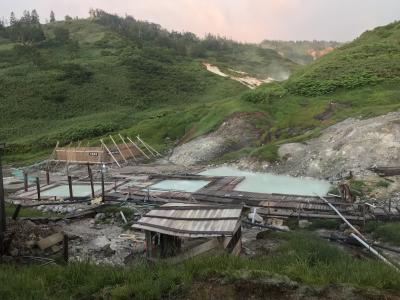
left=216, top=21, right=400, bottom=162
left=0, top=10, right=298, bottom=163
left=2, top=12, right=400, bottom=165
left=285, top=22, right=400, bottom=96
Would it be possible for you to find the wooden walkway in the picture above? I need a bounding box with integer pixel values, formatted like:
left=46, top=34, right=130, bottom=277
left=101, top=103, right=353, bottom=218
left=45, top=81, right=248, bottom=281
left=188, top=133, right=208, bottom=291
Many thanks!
left=118, top=174, right=400, bottom=222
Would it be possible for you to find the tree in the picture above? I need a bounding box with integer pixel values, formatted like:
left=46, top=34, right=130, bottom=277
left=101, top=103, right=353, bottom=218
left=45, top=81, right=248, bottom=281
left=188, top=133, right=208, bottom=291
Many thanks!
left=21, top=10, right=31, bottom=24
left=50, top=11, right=55, bottom=23
left=64, top=15, right=73, bottom=22
left=31, top=9, right=40, bottom=24
left=10, top=12, right=17, bottom=26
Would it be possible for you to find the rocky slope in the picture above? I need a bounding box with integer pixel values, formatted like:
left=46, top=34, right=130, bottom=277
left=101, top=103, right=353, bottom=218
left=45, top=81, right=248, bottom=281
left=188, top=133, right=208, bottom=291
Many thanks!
left=276, top=112, right=400, bottom=179
left=170, top=112, right=264, bottom=165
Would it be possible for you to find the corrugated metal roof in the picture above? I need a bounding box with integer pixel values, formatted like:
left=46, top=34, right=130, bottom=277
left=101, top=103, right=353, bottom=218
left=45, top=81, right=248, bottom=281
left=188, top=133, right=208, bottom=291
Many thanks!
left=132, top=203, right=242, bottom=238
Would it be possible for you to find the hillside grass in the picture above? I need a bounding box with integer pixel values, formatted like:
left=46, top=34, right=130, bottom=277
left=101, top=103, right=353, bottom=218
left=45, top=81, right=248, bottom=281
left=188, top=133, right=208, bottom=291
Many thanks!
left=366, top=221, right=400, bottom=246
left=0, top=231, right=399, bottom=299
left=0, top=19, right=250, bottom=162
left=2, top=17, right=400, bottom=166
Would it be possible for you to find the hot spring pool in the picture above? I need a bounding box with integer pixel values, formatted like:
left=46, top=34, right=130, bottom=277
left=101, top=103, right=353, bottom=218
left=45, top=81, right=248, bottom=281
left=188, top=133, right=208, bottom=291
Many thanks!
left=199, top=166, right=330, bottom=196
left=149, top=179, right=210, bottom=193
left=41, top=184, right=102, bottom=198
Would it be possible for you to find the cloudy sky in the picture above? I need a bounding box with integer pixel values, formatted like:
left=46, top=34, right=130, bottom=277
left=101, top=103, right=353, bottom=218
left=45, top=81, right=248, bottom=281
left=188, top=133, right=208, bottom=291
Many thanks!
left=1, top=0, right=399, bottom=42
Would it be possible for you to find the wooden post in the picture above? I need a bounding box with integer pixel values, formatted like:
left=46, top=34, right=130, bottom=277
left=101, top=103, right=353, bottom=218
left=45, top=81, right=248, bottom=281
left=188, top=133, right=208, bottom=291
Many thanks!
left=46, top=169, right=50, bottom=185
left=101, top=171, right=105, bottom=202
left=12, top=204, right=22, bottom=220
left=127, top=137, right=150, bottom=159
left=100, top=139, right=121, bottom=168
left=119, top=134, right=136, bottom=161
left=36, top=177, right=41, bottom=201
left=145, top=230, right=152, bottom=259
left=0, top=145, right=6, bottom=246
left=362, top=203, right=366, bottom=230
left=68, top=176, right=73, bottom=201
left=109, top=135, right=127, bottom=163
left=63, top=234, right=69, bottom=264
left=24, top=171, right=28, bottom=192
left=88, top=164, right=95, bottom=198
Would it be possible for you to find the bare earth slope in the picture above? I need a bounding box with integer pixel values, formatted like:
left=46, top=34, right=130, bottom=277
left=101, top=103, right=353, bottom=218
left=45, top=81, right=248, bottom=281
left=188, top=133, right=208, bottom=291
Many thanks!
left=170, top=112, right=264, bottom=165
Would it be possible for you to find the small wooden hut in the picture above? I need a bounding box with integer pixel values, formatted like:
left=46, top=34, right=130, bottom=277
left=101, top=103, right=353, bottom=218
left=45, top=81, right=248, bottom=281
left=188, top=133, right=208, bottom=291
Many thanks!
left=132, top=203, right=243, bottom=263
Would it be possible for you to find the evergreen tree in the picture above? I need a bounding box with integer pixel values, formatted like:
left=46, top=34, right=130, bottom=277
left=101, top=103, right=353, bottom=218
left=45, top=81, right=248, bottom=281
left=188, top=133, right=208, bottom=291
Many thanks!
left=10, top=12, right=17, bottom=26
left=50, top=11, right=55, bottom=23
left=31, top=9, right=40, bottom=24
left=21, top=10, right=31, bottom=24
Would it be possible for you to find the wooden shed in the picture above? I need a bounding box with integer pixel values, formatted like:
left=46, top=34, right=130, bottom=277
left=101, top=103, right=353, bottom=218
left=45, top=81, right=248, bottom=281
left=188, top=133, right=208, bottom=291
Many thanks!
left=132, top=203, right=243, bottom=262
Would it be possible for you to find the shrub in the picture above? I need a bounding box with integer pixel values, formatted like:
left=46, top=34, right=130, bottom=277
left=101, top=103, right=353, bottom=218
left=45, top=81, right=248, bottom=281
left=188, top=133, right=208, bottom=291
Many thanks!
left=57, top=63, right=93, bottom=84
left=242, top=83, right=287, bottom=104
left=376, top=180, right=390, bottom=188
left=53, top=27, right=70, bottom=43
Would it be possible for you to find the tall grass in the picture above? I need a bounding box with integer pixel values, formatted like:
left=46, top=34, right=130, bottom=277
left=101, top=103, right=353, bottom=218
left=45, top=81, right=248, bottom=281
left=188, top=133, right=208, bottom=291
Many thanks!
left=1, top=232, right=399, bottom=299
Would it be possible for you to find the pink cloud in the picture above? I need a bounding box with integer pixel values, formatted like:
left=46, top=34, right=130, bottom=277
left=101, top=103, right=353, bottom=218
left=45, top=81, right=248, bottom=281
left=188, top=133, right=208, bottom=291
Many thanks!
left=1, top=0, right=400, bottom=42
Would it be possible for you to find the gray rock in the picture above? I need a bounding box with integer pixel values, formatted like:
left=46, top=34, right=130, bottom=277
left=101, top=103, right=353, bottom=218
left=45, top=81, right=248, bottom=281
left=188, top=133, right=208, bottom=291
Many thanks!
left=95, top=213, right=106, bottom=220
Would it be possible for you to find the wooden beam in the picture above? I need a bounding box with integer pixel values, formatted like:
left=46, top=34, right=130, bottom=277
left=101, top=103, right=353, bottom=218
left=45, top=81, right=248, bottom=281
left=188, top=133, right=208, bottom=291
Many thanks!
left=136, top=135, right=157, bottom=157
left=109, top=135, right=127, bottom=163
left=127, top=137, right=150, bottom=159
left=100, top=139, right=121, bottom=168
left=137, top=135, right=161, bottom=157
left=119, top=134, right=136, bottom=161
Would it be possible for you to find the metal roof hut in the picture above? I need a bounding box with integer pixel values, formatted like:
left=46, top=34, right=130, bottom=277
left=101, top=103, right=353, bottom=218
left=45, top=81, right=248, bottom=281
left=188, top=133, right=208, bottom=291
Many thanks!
left=132, top=203, right=243, bottom=262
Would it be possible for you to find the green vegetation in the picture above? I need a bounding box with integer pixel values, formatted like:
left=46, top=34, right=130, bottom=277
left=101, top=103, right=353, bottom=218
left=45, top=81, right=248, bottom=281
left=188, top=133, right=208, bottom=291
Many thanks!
left=0, top=9, right=298, bottom=163
left=366, top=221, right=400, bottom=246
left=307, top=219, right=341, bottom=230
left=102, top=205, right=135, bottom=219
left=284, top=22, right=400, bottom=96
left=5, top=203, right=52, bottom=218
left=376, top=180, right=391, bottom=188
left=1, top=232, right=399, bottom=299
left=348, top=179, right=367, bottom=197
left=1, top=11, right=400, bottom=165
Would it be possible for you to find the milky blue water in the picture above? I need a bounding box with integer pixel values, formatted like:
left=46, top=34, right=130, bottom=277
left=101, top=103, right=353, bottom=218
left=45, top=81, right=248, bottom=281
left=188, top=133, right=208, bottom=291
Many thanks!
left=41, top=184, right=102, bottom=197
left=200, top=166, right=330, bottom=196
left=149, top=179, right=210, bottom=193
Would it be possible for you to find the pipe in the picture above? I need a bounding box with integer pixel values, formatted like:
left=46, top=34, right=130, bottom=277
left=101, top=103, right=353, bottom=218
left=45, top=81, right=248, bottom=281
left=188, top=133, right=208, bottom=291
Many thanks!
left=350, top=233, right=399, bottom=272
left=315, top=194, right=366, bottom=239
